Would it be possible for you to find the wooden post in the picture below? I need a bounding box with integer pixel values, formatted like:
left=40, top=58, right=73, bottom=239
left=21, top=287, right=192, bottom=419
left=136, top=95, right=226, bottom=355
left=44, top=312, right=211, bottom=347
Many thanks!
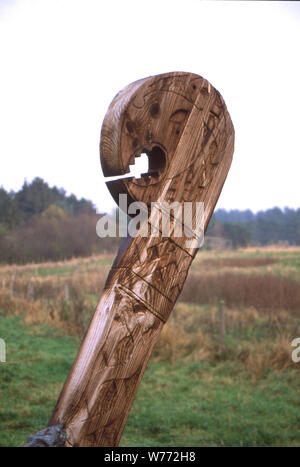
left=27, top=282, right=35, bottom=300
left=218, top=300, right=226, bottom=355
left=10, top=272, right=15, bottom=299
left=26, top=72, right=235, bottom=447
left=64, top=283, right=70, bottom=302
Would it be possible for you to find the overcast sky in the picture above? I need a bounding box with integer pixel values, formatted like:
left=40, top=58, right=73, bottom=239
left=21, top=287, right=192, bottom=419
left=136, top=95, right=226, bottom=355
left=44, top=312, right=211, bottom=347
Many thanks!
left=0, top=0, right=299, bottom=213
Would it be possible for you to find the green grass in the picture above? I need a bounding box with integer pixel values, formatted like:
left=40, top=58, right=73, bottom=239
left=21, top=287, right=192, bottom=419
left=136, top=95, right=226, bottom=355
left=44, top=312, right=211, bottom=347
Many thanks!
left=1, top=248, right=300, bottom=446
left=32, top=265, right=76, bottom=277
left=0, top=314, right=79, bottom=447
left=1, top=312, right=300, bottom=447
left=122, top=362, right=300, bottom=447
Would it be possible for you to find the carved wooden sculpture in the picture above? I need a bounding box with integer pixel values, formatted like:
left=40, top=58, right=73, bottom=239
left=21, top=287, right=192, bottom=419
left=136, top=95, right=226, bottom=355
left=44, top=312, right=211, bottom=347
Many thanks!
left=25, top=72, right=234, bottom=447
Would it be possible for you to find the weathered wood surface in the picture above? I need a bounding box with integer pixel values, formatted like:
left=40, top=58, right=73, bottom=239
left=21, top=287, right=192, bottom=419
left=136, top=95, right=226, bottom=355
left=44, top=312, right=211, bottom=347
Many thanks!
left=46, top=72, right=234, bottom=446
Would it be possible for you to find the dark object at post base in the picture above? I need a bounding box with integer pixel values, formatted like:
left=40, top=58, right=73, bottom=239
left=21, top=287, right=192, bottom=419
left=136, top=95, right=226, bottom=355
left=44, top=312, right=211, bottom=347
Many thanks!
left=24, top=424, right=66, bottom=447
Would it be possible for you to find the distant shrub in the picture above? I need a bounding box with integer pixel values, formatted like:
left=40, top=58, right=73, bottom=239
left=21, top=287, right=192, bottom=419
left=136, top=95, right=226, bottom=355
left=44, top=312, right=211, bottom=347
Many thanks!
left=0, top=213, right=120, bottom=264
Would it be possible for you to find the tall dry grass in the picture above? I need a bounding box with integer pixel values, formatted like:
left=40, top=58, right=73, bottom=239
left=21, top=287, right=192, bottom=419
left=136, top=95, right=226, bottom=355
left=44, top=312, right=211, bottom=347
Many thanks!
left=180, top=272, right=300, bottom=314
left=1, top=250, right=300, bottom=379
left=152, top=303, right=300, bottom=379
left=0, top=264, right=109, bottom=336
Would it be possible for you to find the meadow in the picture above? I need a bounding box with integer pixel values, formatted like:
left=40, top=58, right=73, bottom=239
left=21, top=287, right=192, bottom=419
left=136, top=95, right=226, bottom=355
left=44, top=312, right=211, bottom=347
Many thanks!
left=1, top=246, right=300, bottom=446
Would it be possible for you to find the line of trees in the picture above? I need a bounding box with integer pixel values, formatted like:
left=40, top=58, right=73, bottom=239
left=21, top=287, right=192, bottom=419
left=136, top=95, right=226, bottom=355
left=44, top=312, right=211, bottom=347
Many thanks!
left=0, top=178, right=299, bottom=263
left=0, top=178, right=120, bottom=263
left=206, top=207, right=300, bottom=248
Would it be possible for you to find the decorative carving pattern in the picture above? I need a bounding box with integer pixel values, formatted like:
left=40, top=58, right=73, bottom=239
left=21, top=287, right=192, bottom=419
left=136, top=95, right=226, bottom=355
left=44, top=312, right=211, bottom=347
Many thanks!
left=29, top=72, right=235, bottom=447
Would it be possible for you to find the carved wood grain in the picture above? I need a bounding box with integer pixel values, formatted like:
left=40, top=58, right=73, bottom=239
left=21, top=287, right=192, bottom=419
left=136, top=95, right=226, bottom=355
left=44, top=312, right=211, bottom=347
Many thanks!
left=49, top=72, right=234, bottom=446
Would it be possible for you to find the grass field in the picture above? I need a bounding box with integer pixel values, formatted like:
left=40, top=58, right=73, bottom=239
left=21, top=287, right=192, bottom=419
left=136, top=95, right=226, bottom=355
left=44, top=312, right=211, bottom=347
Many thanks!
left=1, top=247, right=300, bottom=446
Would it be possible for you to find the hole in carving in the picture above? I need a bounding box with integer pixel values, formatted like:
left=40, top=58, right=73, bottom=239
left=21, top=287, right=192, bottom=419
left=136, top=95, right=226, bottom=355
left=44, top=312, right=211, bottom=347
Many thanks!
left=131, top=146, right=166, bottom=179
left=128, top=153, right=149, bottom=179
left=104, top=146, right=166, bottom=182
left=141, top=146, right=166, bottom=178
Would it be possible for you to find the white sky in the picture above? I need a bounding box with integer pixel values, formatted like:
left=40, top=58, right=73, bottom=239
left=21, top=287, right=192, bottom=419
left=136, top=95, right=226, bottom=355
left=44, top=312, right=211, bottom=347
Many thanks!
left=0, top=0, right=299, bottom=213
